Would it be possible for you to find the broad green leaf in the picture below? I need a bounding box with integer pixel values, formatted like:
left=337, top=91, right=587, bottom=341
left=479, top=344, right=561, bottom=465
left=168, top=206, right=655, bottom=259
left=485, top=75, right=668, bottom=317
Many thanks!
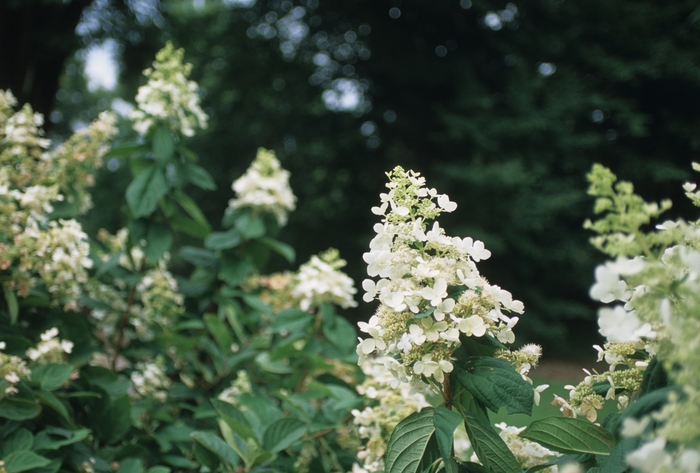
left=3, top=451, right=51, bottom=473
left=179, top=246, right=217, bottom=268
left=191, top=431, right=240, bottom=466
left=172, top=189, right=211, bottom=230
left=272, top=309, right=313, bottom=335
left=203, top=314, right=234, bottom=352
left=33, top=427, right=90, bottom=450
left=259, top=237, right=295, bottom=263
left=219, top=253, right=254, bottom=287
left=31, top=363, right=72, bottom=391
left=3, top=285, right=18, bottom=325
left=521, top=417, right=615, bottom=455
left=118, top=458, right=144, bottom=473
left=170, top=213, right=210, bottom=239
left=161, top=456, right=197, bottom=469
left=262, top=418, right=307, bottom=453
left=147, top=467, right=171, bottom=473
left=94, top=395, right=132, bottom=443
left=34, top=389, right=71, bottom=422
left=2, top=428, right=33, bottom=453
left=234, top=212, right=266, bottom=239
left=460, top=333, right=507, bottom=357
left=385, top=408, right=437, bottom=473
left=183, top=162, right=217, bottom=190
left=255, top=352, right=294, bottom=374
left=322, top=311, right=357, bottom=356
left=0, top=397, right=41, bottom=420
left=126, top=165, right=169, bottom=218
left=640, top=357, right=667, bottom=395
left=434, top=407, right=463, bottom=473
left=144, top=222, right=173, bottom=263
left=597, top=436, right=640, bottom=473
left=458, top=357, right=534, bottom=415
left=153, top=126, right=174, bottom=165
left=463, top=411, right=521, bottom=473
left=104, top=142, right=148, bottom=158
left=211, top=399, right=257, bottom=442
left=204, top=228, right=242, bottom=250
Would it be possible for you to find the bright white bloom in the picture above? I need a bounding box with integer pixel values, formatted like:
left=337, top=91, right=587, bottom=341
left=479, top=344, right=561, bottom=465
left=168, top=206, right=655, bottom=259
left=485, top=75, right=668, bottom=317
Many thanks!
left=597, top=306, right=647, bottom=342
left=291, top=248, right=358, bottom=310
left=26, top=328, right=73, bottom=364
left=130, top=356, right=172, bottom=402
left=228, top=148, right=297, bottom=226
left=130, top=42, right=208, bottom=137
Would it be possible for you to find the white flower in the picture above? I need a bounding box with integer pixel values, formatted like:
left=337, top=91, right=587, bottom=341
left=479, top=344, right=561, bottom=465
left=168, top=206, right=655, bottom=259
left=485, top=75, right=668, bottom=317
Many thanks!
left=437, top=194, right=457, bottom=212
left=598, top=306, right=645, bottom=342
left=626, top=438, right=672, bottom=472
left=420, top=278, right=448, bottom=306
left=590, top=264, right=630, bottom=303
left=620, top=417, right=651, bottom=437
left=454, top=315, right=487, bottom=337
left=534, top=384, right=549, bottom=406
left=292, top=250, right=358, bottom=310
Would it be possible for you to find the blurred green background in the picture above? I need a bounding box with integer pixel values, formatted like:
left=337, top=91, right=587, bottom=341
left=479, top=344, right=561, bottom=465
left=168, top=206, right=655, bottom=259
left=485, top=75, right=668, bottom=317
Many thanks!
left=3, top=0, right=700, bottom=357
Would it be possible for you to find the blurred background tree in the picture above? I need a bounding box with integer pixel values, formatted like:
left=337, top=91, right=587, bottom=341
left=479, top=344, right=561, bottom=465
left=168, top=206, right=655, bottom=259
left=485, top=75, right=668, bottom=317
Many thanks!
left=3, top=0, right=700, bottom=356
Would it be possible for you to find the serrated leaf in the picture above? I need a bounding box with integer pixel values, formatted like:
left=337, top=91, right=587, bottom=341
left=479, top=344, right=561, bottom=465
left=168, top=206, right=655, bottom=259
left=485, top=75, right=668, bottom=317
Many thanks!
left=153, top=126, right=175, bottom=165
left=385, top=408, right=437, bottom=473
left=3, top=451, right=51, bottom=473
left=434, top=406, right=463, bottom=473
left=262, top=418, right=306, bottom=453
left=126, top=165, right=169, bottom=218
left=191, top=431, right=240, bottom=465
left=3, top=285, right=18, bottom=325
left=521, top=417, right=615, bottom=455
left=463, top=411, right=521, bottom=473
left=458, top=357, right=534, bottom=415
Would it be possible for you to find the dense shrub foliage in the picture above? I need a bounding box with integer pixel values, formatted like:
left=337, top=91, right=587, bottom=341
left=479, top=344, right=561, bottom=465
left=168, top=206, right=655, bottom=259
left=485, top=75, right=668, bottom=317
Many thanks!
left=1, top=44, right=699, bottom=473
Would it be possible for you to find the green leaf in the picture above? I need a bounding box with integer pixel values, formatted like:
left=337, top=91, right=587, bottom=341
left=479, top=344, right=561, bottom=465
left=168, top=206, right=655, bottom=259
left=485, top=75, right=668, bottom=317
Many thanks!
left=3, top=451, right=51, bottom=473
left=255, top=352, right=294, bottom=374
left=234, top=212, right=266, bottom=239
left=147, top=467, right=171, bottom=473
left=172, top=189, right=211, bottom=230
left=191, top=431, right=240, bottom=466
left=259, top=237, right=295, bottom=263
left=31, top=363, right=73, bottom=391
left=179, top=246, right=217, bottom=268
left=460, top=334, right=508, bottom=357
left=3, top=285, right=19, bottom=325
left=204, top=228, right=242, bottom=250
left=640, top=357, right=667, bottom=395
left=0, top=397, right=41, bottom=420
left=126, top=165, right=169, bottom=218
left=33, top=427, right=90, bottom=451
left=262, top=418, right=307, bottom=453
left=463, top=411, right=521, bottom=473
left=170, top=213, right=210, bottom=239
left=183, top=162, right=217, bottom=190
left=203, top=314, right=234, bottom=352
left=144, top=222, right=173, bottom=263
left=597, top=436, right=640, bottom=473
left=384, top=408, right=437, bottom=473
left=34, top=389, right=71, bottom=422
left=520, top=417, right=615, bottom=455
left=153, top=126, right=175, bottom=165
left=434, top=407, right=463, bottom=473
left=272, top=309, right=313, bottom=335
left=104, top=142, right=149, bottom=158
left=211, top=399, right=258, bottom=443
left=118, top=458, right=144, bottom=473
left=458, top=357, right=534, bottom=415
left=219, top=253, right=254, bottom=287
left=94, top=395, right=132, bottom=443
left=2, top=428, right=33, bottom=453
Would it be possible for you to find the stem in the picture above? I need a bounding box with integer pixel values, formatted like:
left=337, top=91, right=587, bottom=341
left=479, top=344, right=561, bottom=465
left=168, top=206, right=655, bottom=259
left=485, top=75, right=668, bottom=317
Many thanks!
left=444, top=375, right=452, bottom=409
left=112, top=285, right=137, bottom=371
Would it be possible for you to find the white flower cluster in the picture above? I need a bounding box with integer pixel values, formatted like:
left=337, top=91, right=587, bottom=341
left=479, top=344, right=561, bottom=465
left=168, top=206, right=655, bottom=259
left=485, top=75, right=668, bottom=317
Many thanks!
left=350, top=357, right=431, bottom=473
left=26, top=328, right=74, bottom=364
left=0, top=341, right=31, bottom=397
left=134, top=259, right=185, bottom=339
left=130, top=42, right=208, bottom=137
left=292, top=248, right=358, bottom=311
left=470, top=423, right=560, bottom=472
left=218, top=370, right=253, bottom=407
left=357, top=167, right=524, bottom=391
left=228, top=148, right=296, bottom=226
left=130, top=356, right=172, bottom=402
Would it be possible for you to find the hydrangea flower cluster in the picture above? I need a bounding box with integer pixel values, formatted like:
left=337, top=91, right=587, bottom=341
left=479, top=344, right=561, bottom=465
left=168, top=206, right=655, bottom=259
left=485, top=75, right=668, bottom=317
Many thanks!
left=357, top=166, right=524, bottom=392
left=218, top=370, right=253, bottom=407
left=130, top=356, right=172, bottom=402
left=581, top=164, right=700, bottom=470
left=350, top=357, right=432, bottom=473
left=26, top=328, right=74, bottom=364
left=130, top=42, right=208, bottom=137
left=0, top=341, right=31, bottom=397
left=292, top=248, right=358, bottom=310
left=0, top=89, right=116, bottom=307
left=134, top=260, right=185, bottom=339
left=228, top=148, right=297, bottom=226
